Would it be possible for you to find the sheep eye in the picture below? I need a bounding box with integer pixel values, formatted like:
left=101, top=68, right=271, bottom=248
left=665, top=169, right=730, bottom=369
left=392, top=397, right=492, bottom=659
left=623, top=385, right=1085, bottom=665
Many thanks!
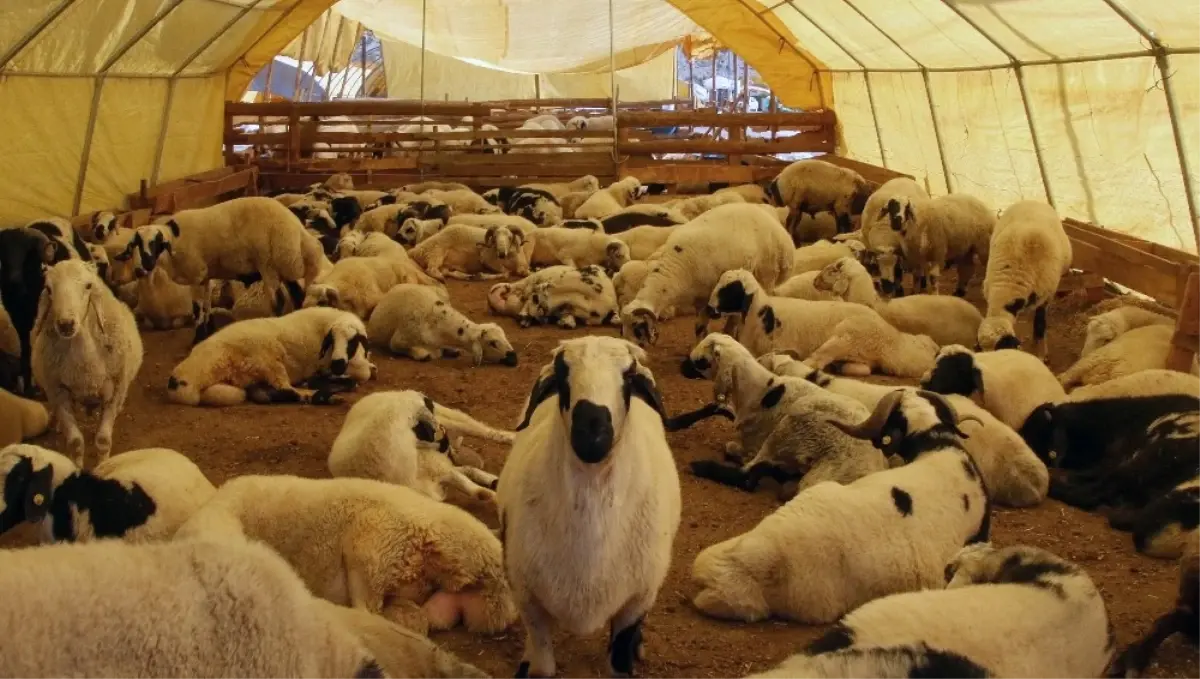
left=490, top=341, right=498, bottom=347
left=85, top=282, right=93, bottom=290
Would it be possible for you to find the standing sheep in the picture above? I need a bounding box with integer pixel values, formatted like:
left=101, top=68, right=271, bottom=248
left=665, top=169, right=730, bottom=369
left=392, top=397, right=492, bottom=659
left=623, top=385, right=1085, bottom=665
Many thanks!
left=367, top=284, right=518, bottom=366
left=900, top=193, right=995, bottom=295
left=33, top=259, right=142, bottom=466
left=500, top=336, right=680, bottom=678
left=860, top=177, right=929, bottom=296
left=766, top=159, right=872, bottom=236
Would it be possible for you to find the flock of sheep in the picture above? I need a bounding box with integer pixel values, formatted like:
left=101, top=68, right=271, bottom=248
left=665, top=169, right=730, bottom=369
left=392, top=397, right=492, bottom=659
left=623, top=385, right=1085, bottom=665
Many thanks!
left=0, top=151, right=1196, bottom=678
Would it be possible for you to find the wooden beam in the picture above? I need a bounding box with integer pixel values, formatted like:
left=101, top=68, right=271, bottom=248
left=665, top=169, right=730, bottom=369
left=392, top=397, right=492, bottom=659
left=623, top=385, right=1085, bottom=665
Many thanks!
left=1168, top=269, right=1199, bottom=371
left=617, top=135, right=832, bottom=155
left=617, top=110, right=834, bottom=127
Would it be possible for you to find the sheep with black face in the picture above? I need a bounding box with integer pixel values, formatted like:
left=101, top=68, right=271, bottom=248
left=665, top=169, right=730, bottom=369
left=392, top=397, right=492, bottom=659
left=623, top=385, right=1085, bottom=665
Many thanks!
left=498, top=336, right=680, bottom=678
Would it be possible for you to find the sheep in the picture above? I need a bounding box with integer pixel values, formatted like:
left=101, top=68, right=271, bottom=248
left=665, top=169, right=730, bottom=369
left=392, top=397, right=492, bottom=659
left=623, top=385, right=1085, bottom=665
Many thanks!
left=613, top=260, right=680, bottom=319
left=705, top=269, right=878, bottom=360
left=899, top=193, right=995, bottom=295
left=804, top=313, right=939, bottom=379
left=921, top=344, right=1066, bottom=430
left=166, top=306, right=374, bottom=407
left=614, top=223, right=678, bottom=260
left=367, top=284, right=518, bottom=366
left=330, top=390, right=511, bottom=507
left=1109, top=533, right=1199, bottom=677
left=402, top=180, right=472, bottom=194
left=621, top=202, right=794, bottom=347
left=303, top=246, right=437, bottom=319
left=408, top=223, right=528, bottom=281
left=79, top=210, right=119, bottom=243
left=716, top=183, right=768, bottom=204
left=606, top=202, right=688, bottom=227
left=1058, top=324, right=1193, bottom=389
left=0, top=443, right=214, bottom=542
left=792, top=211, right=841, bottom=243
left=395, top=217, right=448, bottom=247
left=753, top=543, right=1112, bottom=678
left=667, top=191, right=746, bottom=221
left=333, top=230, right=406, bottom=260
left=132, top=264, right=196, bottom=330
left=1108, top=477, right=1198, bottom=560
left=691, top=388, right=990, bottom=624
left=0, top=388, right=49, bottom=447
left=565, top=114, right=614, bottom=131
left=355, top=200, right=452, bottom=237
left=499, top=336, right=680, bottom=677
left=860, top=177, right=929, bottom=295
left=560, top=189, right=597, bottom=219
left=25, top=216, right=94, bottom=262
left=448, top=212, right=539, bottom=238
left=489, top=264, right=620, bottom=328
left=324, top=171, right=355, bottom=191
left=764, top=353, right=1049, bottom=507
left=574, top=176, right=644, bottom=220
left=526, top=226, right=631, bottom=272
left=766, top=159, right=872, bottom=236
left=1069, top=369, right=1200, bottom=401
left=32, top=259, right=142, bottom=466
left=1082, top=305, right=1175, bottom=356
left=0, top=538, right=390, bottom=677
left=423, top=188, right=502, bottom=216
left=0, top=227, right=61, bottom=395
left=335, top=188, right=391, bottom=210
left=176, top=474, right=517, bottom=634
left=523, top=113, right=567, bottom=130
left=521, top=175, right=600, bottom=200
left=484, top=186, right=563, bottom=225
left=791, top=239, right=866, bottom=275
left=679, top=333, right=888, bottom=497
left=978, top=200, right=1072, bottom=356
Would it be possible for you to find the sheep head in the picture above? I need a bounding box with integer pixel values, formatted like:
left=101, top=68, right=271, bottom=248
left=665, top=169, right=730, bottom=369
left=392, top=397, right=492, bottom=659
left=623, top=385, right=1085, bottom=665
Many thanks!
left=681, top=332, right=746, bottom=381
left=827, top=388, right=980, bottom=460
left=976, top=316, right=1020, bottom=351
left=707, top=269, right=761, bottom=319
left=318, top=312, right=368, bottom=377
left=474, top=323, right=518, bottom=367
left=39, top=260, right=104, bottom=339
left=90, top=211, right=118, bottom=243
left=114, top=223, right=177, bottom=276
left=516, top=336, right=664, bottom=465
left=604, top=241, right=631, bottom=274
left=620, top=301, right=658, bottom=347
left=920, top=345, right=986, bottom=399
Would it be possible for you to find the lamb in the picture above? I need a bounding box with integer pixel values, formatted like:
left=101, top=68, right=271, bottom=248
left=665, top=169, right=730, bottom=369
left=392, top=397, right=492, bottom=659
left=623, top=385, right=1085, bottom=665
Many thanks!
left=329, top=390, right=512, bottom=507
left=752, top=544, right=1112, bottom=678
left=679, top=333, right=887, bottom=497
left=167, top=306, right=375, bottom=407
left=0, top=443, right=214, bottom=542
left=303, top=245, right=436, bottom=319
left=408, top=224, right=529, bottom=280
left=1058, top=324, right=1193, bottom=389
left=860, top=177, right=929, bottom=295
left=499, top=336, right=680, bottom=677
left=667, top=191, right=745, bottom=221
left=0, top=388, right=49, bottom=447
left=1081, top=305, right=1175, bottom=356
left=521, top=175, right=600, bottom=200
left=133, top=264, right=196, bottom=330
left=691, top=389, right=989, bottom=624
left=0, top=538, right=389, bottom=677
left=489, top=265, right=620, bottom=328
left=791, top=239, right=866, bottom=275
left=621, top=203, right=793, bottom=346
left=367, top=284, right=518, bottom=366
left=811, top=256, right=984, bottom=347
left=526, top=227, right=631, bottom=272
left=766, top=159, right=872, bottom=235
left=574, top=176, right=644, bottom=220
left=804, top=313, right=939, bottom=379
left=423, top=188, right=502, bottom=216
left=176, top=474, right=517, bottom=634
left=1108, top=534, right=1199, bottom=678
left=32, top=259, right=142, bottom=466
left=355, top=200, right=451, bottom=237
left=978, top=200, right=1073, bottom=356
left=705, top=269, right=877, bottom=360
left=899, top=193, right=995, bottom=295
left=921, top=344, right=1066, bottom=430
left=763, top=353, right=1049, bottom=507
left=523, top=113, right=567, bottom=130
left=614, top=223, right=678, bottom=259
left=1068, top=369, right=1200, bottom=401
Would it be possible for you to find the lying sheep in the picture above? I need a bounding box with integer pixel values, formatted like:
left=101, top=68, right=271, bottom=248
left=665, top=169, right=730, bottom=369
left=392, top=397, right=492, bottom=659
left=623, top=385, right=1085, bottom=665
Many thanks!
left=395, top=217, right=447, bottom=247
left=500, top=336, right=680, bottom=677
left=1108, top=534, right=1199, bottom=677
left=318, top=600, right=489, bottom=677
left=613, top=260, right=680, bottom=320
left=0, top=388, right=49, bottom=447
left=367, top=284, right=518, bottom=366
left=449, top=212, right=539, bottom=237
left=667, top=191, right=746, bottom=221
left=424, top=188, right=502, bottom=216
left=921, top=344, right=1066, bottom=430
left=356, top=200, right=451, bottom=237
left=605, top=202, right=688, bottom=228
left=978, top=200, right=1072, bottom=356
left=409, top=224, right=529, bottom=280
left=691, top=389, right=989, bottom=624
left=1068, top=368, right=1200, bottom=401
left=177, top=474, right=517, bottom=634
left=1082, top=305, right=1175, bottom=356
left=622, top=203, right=793, bottom=346
left=900, top=193, right=995, bottom=295
left=559, top=189, right=596, bottom=219
left=565, top=114, right=614, bottom=131
left=574, top=176, right=644, bottom=220
left=716, top=183, right=768, bottom=204
left=1059, top=324, right=1192, bottom=389
left=167, top=306, right=374, bottom=407
left=402, top=180, right=472, bottom=194
left=330, top=390, right=512, bottom=506
left=0, top=443, right=214, bottom=542
left=767, top=159, right=872, bottom=235
left=304, top=245, right=436, bottom=319
left=753, top=544, right=1111, bottom=678
left=484, top=186, right=563, bottom=226
left=1109, top=477, right=1198, bottom=559
left=134, top=264, right=196, bottom=330
left=615, top=223, right=678, bottom=260
left=522, top=175, right=599, bottom=201
left=526, top=227, right=630, bottom=272
left=33, top=259, right=142, bottom=466
left=804, top=313, right=939, bottom=379
left=489, top=265, right=620, bottom=328
left=791, top=239, right=865, bottom=275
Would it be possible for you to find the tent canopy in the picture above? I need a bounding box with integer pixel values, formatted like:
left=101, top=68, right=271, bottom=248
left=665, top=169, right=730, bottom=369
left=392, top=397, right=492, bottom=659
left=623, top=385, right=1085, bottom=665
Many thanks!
left=0, top=0, right=1195, bottom=252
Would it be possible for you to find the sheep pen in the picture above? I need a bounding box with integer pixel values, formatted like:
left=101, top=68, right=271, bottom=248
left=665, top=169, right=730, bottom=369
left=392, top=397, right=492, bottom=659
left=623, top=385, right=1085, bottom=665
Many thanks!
left=0, top=246, right=1193, bottom=679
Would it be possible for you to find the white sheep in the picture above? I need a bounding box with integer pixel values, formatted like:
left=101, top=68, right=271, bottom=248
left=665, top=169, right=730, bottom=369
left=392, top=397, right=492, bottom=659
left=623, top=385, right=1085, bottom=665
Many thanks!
left=367, top=284, right=518, bottom=365
left=1082, top=305, right=1175, bottom=356
left=499, top=336, right=680, bottom=677
left=167, top=306, right=374, bottom=407
left=176, top=474, right=518, bottom=634
left=133, top=264, right=196, bottom=330
left=717, top=183, right=769, bottom=204
left=614, top=223, right=678, bottom=260
left=565, top=114, right=614, bottom=131
left=526, top=227, right=631, bottom=272
left=921, top=344, right=1066, bottom=430
left=522, top=175, right=600, bottom=200
left=804, top=313, right=939, bottom=379
left=666, top=191, right=746, bottom=221
left=0, top=387, right=49, bottom=447
left=790, top=239, right=866, bottom=275
left=621, top=203, right=793, bottom=346
left=613, top=260, right=681, bottom=319
left=423, top=188, right=502, bottom=216
left=489, top=265, right=620, bottom=328
left=860, top=177, right=929, bottom=296
left=0, top=443, right=214, bottom=542
left=25, top=216, right=93, bottom=261
left=1058, top=324, right=1194, bottom=389
left=32, top=259, right=142, bottom=466
left=978, top=200, right=1072, bottom=356
left=303, top=245, right=436, bottom=319
left=574, top=176, right=644, bottom=220
left=395, top=217, right=447, bottom=247
left=1068, top=368, right=1200, bottom=401
left=767, top=159, right=872, bottom=235
left=899, top=193, right=995, bottom=295
left=691, top=389, right=990, bottom=624
left=409, top=224, right=529, bottom=280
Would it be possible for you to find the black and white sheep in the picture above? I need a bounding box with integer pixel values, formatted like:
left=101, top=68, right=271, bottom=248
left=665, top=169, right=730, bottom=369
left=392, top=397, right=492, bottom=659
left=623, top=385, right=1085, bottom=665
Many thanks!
left=859, top=177, right=929, bottom=296
left=1108, top=477, right=1198, bottom=559
left=499, top=336, right=680, bottom=678
left=488, top=264, right=620, bottom=329
left=766, top=159, right=872, bottom=236
left=921, top=344, right=1066, bottom=430
left=484, top=186, right=563, bottom=225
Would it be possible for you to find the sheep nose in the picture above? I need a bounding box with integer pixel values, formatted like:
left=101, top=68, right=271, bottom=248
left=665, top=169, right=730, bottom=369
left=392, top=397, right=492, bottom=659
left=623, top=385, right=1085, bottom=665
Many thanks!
left=56, top=319, right=76, bottom=337
left=570, top=401, right=613, bottom=464
left=879, top=279, right=896, bottom=295
left=330, top=359, right=347, bottom=375
left=502, top=351, right=519, bottom=367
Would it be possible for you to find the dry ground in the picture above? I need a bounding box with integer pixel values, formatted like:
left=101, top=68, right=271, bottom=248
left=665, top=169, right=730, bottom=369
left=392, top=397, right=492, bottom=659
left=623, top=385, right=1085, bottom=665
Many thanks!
left=2, top=275, right=1195, bottom=679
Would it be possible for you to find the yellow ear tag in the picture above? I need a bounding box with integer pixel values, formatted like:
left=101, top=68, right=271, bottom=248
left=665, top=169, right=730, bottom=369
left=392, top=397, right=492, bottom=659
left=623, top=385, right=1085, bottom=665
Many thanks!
left=33, top=494, right=44, bottom=506
left=881, top=435, right=892, bottom=446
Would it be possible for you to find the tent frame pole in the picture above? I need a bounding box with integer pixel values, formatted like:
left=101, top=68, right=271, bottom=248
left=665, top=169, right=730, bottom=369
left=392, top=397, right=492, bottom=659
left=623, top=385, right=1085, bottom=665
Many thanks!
left=783, top=0, right=886, bottom=166
left=937, top=0, right=1055, bottom=206
left=320, top=15, right=347, bottom=102
left=608, top=0, right=619, bottom=166
left=293, top=27, right=309, bottom=101
left=1100, top=0, right=1200, bottom=245
left=0, top=0, right=79, bottom=71
left=300, top=11, right=331, bottom=102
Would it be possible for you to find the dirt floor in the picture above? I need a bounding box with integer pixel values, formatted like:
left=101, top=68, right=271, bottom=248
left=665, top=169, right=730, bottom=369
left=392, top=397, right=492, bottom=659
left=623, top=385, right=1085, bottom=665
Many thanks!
left=2, top=273, right=1196, bottom=678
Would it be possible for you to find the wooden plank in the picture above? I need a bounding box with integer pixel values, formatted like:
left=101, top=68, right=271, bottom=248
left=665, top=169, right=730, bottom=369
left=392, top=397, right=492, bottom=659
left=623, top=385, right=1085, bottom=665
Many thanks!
left=617, top=109, right=835, bottom=128
left=421, top=163, right=615, bottom=178
left=1064, top=218, right=1198, bottom=266
left=617, top=134, right=833, bottom=155
left=227, top=100, right=488, bottom=117
left=622, top=164, right=757, bottom=184
left=1065, top=225, right=1181, bottom=305
left=1167, top=269, right=1199, bottom=371
left=421, top=152, right=613, bottom=166
left=821, top=155, right=913, bottom=185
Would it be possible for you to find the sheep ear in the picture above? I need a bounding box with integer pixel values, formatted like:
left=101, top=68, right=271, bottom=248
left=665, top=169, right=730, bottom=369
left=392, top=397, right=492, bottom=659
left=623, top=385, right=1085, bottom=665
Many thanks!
left=24, top=465, right=54, bottom=523
left=41, top=241, right=58, bottom=265
left=517, top=371, right=558, bottom=431
left=625, top=366, right=667, bottom=422
left=347, top=333, right=364, bottom=360
left=319, top=331, right=334, bottom=358
left=166, top=219, right=181, bottom=237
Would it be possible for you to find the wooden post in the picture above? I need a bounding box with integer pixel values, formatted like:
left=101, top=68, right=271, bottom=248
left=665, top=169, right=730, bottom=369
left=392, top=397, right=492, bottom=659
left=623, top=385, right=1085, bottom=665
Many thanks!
left=1167, top=269, right=1199, bottom=371
left=742, top=57, right=750, bottom=112
left=769, top=94, right=778, bottom=141
left=262, top=57, right=275, bottom=103
left=731, top=53, right=738, bottom=111
left=287, top=104, right=300, bottom=167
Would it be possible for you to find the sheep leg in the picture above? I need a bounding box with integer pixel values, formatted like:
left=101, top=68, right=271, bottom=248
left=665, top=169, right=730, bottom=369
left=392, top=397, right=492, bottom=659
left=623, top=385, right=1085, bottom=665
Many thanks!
left=94, top=380, right=131, bottom=463
left=457, top=465, right=499, bottom=491
left=925, top=262, right=942, bottom=295
left=516, top=596, right=557, bottom=678
left=693, top=578, right=770, bottom=622
left=198, top=384, right=248, bottom=406
left=954, top=257, right=975, bottom=297
left=608, top=597, right=651, bottom=677
left=441, top=468, right=496, bottom=504
left=423, top=252, right=447, bottom=281
left=807, top=337, right=873, bottom=377
left=260, top=271, right=285, bottom=316
left=434, top=403, right=515, bottom=443
left=1033, top=304, right=1049, bottom=360
left=1107, top=609, right=1191, bottom=678
left=405, top=346, right=435, bottom=362
left=51, top=390, right=85, bottom=466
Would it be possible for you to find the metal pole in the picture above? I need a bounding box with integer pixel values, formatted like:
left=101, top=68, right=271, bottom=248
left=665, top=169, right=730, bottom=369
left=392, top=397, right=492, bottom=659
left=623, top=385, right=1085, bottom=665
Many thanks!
left=0, top=0, right=79, bottom=71
left=608, top=0, right=618, bottom=163
left=1099, top=0, right=1199, bottom=244
left=359, top=32, right=367, bottom=97
left=293, top=27, right=308, bottom=101
left=262, top=57, right=275, bottom=102
left=300, top=12, right=329, bottom=102
left=320, top=15, right=347, bottom=102
left=937, top=0, right=1054, bottom=205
